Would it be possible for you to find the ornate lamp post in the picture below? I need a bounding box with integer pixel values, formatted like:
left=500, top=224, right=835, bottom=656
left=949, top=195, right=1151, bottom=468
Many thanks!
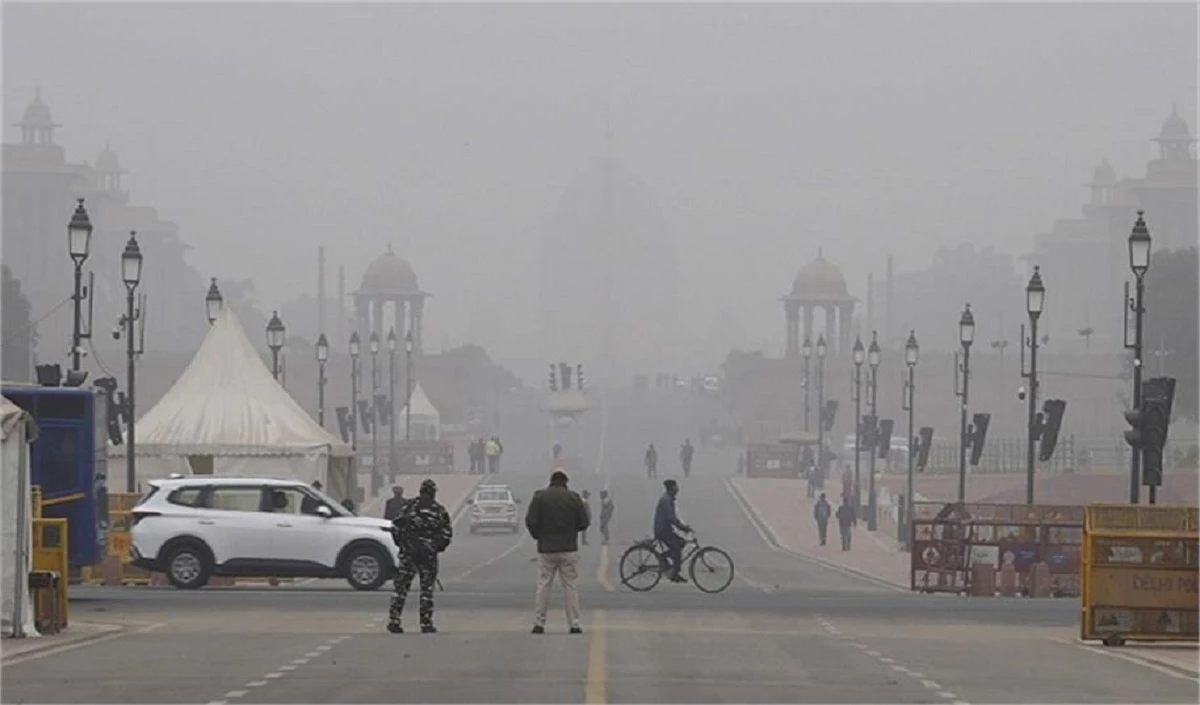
left=851, top=336, right=865, bottom=512
left=315, top=333, right=329, bottom=428
left=957, top=304, right=975, bottom=502
left=1024, top=266, right=1045, bottom=505
left=369, top=331, right=380, bottom=495
left=68, top=199, right=93, bottom=372
left=902, top=330, right=919, bottom=549
left=120, top=233, right=143, bottom=492
left=266, top=311, right=286, bottom=380
left=815, top=334, right=827, bottom=487
left=387, top=328, right=397, bottom=482
left=205, top=278, right=223, bottom=324
left=802, top=336, right=812, bottom=432
left=1126, top=211, right=1152, bottom=504
left=405, top=330, right=414, bottom=442
left=349, top=332, right=360, bottom=456
left=866, top=331, right=881, bottom=530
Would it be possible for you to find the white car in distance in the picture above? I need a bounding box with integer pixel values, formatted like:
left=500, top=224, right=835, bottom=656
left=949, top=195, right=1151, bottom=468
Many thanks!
left=130, top=477, right=397, bottom=591
left=467, top=484, right=520, bottom=534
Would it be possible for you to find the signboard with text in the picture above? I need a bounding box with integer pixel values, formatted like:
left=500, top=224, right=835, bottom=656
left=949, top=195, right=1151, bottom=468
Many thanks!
left=392, top=441, right=455, bottom=475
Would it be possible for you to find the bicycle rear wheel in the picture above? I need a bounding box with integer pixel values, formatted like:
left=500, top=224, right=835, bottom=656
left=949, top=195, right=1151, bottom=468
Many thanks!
left=619, top=544, right=664, bottom=592
left=689, top=546, right=734, bottom=594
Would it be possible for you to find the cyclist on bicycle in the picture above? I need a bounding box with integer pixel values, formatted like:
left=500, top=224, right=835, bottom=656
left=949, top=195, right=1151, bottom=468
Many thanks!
left=654, top=479, right=692, bottom=582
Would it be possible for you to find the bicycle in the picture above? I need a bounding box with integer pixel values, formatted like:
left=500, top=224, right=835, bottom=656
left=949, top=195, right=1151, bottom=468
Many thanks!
left=618, top=533, right=735, bottom=594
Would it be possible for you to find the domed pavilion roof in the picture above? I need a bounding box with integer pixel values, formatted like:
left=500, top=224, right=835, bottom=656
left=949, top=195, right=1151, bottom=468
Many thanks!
left=358, top=246, right=421, bottom=294
left=17, top=88, right=58, bottom=128
left=95, top=140, right=123, bottom=173
left=1157, top=107, right=1194, bottom=142
left=787, top=252, right=853, bottom=301
left=1090, top=159, right=1117, bottom=186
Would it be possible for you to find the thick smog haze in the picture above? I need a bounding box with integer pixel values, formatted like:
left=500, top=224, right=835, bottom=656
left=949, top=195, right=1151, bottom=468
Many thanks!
left=5, top=2, right=1194, bottom=369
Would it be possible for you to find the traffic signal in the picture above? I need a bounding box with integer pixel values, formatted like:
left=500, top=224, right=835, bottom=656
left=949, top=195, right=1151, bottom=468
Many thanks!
left=915, top=426, right=934, bottom=470
left=822, top=400, right=839, bottom=432
left=577, top=364, right=585, bottom=391
left=560, top=362, right=573, bottom=390
left=968, top=412, right=991, bottom=466
left=877, top=419, right=894, bottom=459
left=1140, top=377, right=1177, bottom=488
left=358, top=399, right=373, bottom=434
left=375, top=394, right=391, bottom=425
left=549, top=364, right=558, bottom=392
left=860, top=414, right=878, bottom=449
left=1038, top=399, right=1067, bottom=462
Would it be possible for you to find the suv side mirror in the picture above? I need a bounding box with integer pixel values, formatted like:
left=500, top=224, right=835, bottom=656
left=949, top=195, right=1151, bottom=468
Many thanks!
left=316, top=505, right=333, bottom=518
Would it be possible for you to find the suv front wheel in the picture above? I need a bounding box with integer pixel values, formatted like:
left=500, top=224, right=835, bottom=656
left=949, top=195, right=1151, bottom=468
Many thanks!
left=344, top=544, right=390, bottom=591
left=165, top=542, right=212, bottom=590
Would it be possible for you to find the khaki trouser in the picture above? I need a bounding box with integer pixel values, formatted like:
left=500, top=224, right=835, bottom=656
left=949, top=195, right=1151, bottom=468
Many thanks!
left=534, top=551, right=580, bottom=628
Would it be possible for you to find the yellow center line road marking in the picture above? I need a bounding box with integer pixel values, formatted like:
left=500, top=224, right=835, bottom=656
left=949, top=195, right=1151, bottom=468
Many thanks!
left=585, top=609, right=607, bottom=704
left=596, top=544, right=615, bottom=591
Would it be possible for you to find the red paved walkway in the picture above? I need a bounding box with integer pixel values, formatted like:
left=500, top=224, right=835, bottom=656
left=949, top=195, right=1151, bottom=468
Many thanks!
left=878, top=470, right=1198, bottom=506
left=730, top=477, right=910, bottom=588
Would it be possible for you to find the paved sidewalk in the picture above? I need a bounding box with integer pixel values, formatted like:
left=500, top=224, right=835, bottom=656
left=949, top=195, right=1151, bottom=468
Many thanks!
left=879, top=471, right=1197, bottom=506
left=361, top=473, right=484, bottom=519
left=730, top=477, right=910, bottom=589
left=1, top=621, right=125, bottom=663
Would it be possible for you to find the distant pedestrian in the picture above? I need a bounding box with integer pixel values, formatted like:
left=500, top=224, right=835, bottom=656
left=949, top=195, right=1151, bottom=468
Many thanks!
left=579, top=490, right=591, bottom=546
left=836, top=496, right=856, bottom=552
left=486, top=437, right=500, bottom=474
left=384, top=486, right=407, bottom=521
left=645, top=444, right=659, bottom=479
left=494, top=436, right=505, bottom=473
left=680, top=439, right=694, bottom=477
left=525, top=470, right=589, bottom=634
left=598, top=490, right=615, bottom=545
left=813, top=493, right=831, bottom=547
left=805, top=465, right=816, bottom=498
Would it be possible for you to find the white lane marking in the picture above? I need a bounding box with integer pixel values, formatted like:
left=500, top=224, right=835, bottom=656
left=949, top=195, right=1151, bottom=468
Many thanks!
left=938, top=692, right=958, bottom=699
left=264, top=672, right=284, bottom=679
left=305, top=651, right=322, bottom=658
left=245, top=681, right=268, bottom=688
left=224, top=691, right=248, bottom=699
left=315, top=645, right=332, bottom=651
left=890, top=665, right=909, bottom=673
left=291, top=658, right=310, bottom=665
left=879, top=657, right=895, bottom=664
left=279, top=665, right=298, bottom=671
left=448, top=534, right=527, bottom=582
left=866, top=649, right=881, bottom=656
left=1049, top=637, right=1199, bottom=682
left=1, top=622, right=165, bottom=667
left=921, top=679, right=942, bottom=689
left=910, top=671, right=926, bottom=678
left=206, top=701, right=226, bottom=705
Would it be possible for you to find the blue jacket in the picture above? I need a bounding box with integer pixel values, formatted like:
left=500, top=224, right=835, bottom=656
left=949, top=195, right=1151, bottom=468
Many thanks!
left=654, top=492, right=686, bottom=538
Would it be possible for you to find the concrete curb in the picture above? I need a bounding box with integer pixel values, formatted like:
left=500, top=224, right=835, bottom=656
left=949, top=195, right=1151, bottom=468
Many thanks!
left=1, top=621, right=127, bottom=663
left=726, top=478, right=909, bottom=593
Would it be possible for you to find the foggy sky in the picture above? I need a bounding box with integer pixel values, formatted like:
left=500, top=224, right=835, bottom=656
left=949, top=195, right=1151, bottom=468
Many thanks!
left=4, top=2, right=1196, bottom=369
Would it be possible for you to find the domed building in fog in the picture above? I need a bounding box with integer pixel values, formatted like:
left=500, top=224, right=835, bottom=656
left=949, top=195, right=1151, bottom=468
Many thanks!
left=539, top=158, right=680, bottom=383
left=351, top=246, right=428, bottom=353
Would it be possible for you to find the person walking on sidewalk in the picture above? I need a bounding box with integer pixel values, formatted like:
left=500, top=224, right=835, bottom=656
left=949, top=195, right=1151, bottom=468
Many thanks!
left=525, top=470, right=589, bottom=634
left=645, top=444, right=659, bottom=479
left=836, top=496, right=857, bottom=552
left=680, top=439, right=694, bottom=477
left=598, top=490, right=615, bottom=545
left=813, top=492, right=831, bottom=547
left=486, top=437, right=501, bottom=474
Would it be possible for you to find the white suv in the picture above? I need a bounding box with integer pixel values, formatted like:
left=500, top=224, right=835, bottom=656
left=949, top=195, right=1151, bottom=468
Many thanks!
left=130, top=477, right=397, bottom=591
left=467, top=484, right=520, bottom=534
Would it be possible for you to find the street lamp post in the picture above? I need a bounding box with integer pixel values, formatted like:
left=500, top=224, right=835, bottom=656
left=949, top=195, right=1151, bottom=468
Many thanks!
left=405, top=330, right=414, bottom=442
left=266, top=311, right=286, bottom=380
left=68, top=199, right=93, bottom=372
left=315, top=333, right=329, bottom=428
left=349, top=332, right=360, bottom=458
left=957, top=304, right=975, bottom=502
left=387, top=329, right=397, bottom=482
left=369, top=332, right=380, bottom=495
left=802, top=336, right=812, bottom=432
left=815, top=334, right=827, bottom=488
left=1024, top=266, right=1045, bottom=505
left=867, top=331, right=881, bottom=531
left=121, top=233, right=143, bottom=492
left=852, top=337, right=865, bottom=513
left=902, top=330, right=919, bottom=550
left=1126, top=210, right=1152, bottom=504
left=205, top=278, right=223, bottom=324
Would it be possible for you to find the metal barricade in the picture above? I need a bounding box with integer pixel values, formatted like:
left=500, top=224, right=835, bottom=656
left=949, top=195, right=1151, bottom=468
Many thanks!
left=1081, top=504, right=1199, bottom=645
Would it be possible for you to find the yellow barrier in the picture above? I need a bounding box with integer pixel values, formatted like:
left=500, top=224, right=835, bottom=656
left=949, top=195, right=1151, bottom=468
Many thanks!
left=32, top=485, right=43, bottom=519
left=31, top=518, right=70, bottom=629
left=1081, top=504, right=1199, bottom=645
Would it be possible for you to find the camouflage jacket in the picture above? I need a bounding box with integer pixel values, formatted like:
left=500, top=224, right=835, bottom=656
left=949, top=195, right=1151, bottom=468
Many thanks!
left=391, top=497, right=453, bottom=562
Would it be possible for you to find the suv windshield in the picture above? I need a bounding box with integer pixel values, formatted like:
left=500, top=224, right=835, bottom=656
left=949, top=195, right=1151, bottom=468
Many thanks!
left=475, top=490, right=511, bottom=503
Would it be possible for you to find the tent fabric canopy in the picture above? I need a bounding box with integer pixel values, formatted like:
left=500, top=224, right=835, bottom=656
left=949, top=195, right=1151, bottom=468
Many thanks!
left=110, top=306, right=350, bottom=459
left=406, top=382, right=440, bottom=425
left=2, top=394, right=38, bottom=638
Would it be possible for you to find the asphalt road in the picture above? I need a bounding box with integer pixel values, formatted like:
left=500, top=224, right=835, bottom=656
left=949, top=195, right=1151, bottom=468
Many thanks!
left=4, top=398, right=1197, bottom=704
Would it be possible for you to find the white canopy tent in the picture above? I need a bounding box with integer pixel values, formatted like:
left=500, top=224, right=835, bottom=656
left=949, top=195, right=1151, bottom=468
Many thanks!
left=2, top=395, right=38, bottom=638
left=399, top=382, right=441, bottom=441
left=109, top=307, right=354, bottom=497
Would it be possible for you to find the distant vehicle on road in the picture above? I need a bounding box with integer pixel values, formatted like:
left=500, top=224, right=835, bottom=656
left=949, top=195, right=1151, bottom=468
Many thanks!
left=130, top=477, right=397, bottom=591
left=702, top=375, right=721, bottom=393
left=467, top=484, right=520, bottom=534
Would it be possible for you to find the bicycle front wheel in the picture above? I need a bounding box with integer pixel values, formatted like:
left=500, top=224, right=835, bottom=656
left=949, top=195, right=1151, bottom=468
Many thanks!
left=689, top=546, right=734, bottom=594
left=619, top=544, right=664, bottom=592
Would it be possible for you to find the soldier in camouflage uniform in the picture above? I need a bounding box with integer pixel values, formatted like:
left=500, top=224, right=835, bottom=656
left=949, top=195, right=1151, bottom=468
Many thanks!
left=387, top=478, right=453, bottom=634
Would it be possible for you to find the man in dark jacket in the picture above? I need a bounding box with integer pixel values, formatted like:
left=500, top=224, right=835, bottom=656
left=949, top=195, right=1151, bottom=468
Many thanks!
left=813, top=493, right=831, bottom=546
left=654, top=479, right=692, bottom=582
left=383, top=486, right=407, bottom=521
left=835, top=496, right=856, bottom=552
left=387, top=479, right=452, bottom=634
left=525, top=470, right=589, bottom=634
